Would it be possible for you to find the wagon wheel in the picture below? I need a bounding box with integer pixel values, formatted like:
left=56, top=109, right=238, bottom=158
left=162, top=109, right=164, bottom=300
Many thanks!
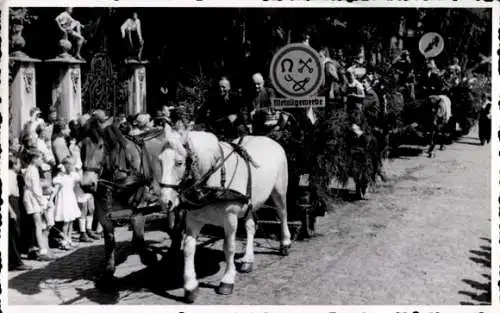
left=253, top=204, right=302, bottom=242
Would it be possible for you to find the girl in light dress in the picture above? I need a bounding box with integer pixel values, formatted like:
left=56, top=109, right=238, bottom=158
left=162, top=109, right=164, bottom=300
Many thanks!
left=52, top=156, right=82, bottom=250
left=22, top=149, right=56, bottom=261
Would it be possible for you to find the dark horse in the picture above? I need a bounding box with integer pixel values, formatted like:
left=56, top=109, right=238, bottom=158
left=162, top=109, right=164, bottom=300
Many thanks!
left=78, top=118, right=183, bottom=289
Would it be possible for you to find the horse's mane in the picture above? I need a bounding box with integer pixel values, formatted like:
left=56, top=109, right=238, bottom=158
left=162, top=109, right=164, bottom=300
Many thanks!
left=164, top=129, right=221, bottom=173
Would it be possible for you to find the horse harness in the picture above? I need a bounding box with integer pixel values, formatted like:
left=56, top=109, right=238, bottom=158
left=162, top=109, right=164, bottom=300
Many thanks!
left=160, top=136, right=257, bottom=218
left=86, top=128, right=164, bottom=215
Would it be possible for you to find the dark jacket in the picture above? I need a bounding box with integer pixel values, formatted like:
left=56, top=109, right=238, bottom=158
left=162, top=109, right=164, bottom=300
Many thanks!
left=196, top=92, right=246, bottom=139
left=246, top=87, right=276, bottom=122
left=196, top=91, right=244, bottom=125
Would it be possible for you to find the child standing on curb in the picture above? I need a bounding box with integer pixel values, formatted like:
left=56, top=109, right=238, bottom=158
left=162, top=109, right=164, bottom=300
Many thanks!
left=22, top=149, right=55, bottom=261
left=52, top=157, right=82, bottom=250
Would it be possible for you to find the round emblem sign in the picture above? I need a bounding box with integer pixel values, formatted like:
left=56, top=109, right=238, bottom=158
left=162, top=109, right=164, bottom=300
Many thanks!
left=269, top=43, right=324, bottom=98
left=419, top=32, right=444, bottom=59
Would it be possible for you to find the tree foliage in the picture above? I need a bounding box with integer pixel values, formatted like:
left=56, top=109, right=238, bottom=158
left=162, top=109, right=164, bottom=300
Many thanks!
left=9, top=7, right=492, bottom=192
left=13, top=8, right=491, bottom=108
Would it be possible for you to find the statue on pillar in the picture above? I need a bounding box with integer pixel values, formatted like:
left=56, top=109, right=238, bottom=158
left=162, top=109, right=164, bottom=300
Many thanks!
left=10, top=16, right=27, bottom=58
left=121, top=12, right=144, bottom=61
left=55, top=7, right=85, bottom=60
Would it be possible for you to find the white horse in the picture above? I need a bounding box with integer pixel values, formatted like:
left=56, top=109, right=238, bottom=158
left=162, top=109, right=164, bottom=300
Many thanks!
left=157, top=125, right=292, bottom=303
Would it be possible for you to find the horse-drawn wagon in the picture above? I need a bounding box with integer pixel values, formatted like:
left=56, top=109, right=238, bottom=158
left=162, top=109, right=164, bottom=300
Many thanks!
left=249, top=107, right=327, bottom=239
left=77, top=108, right=326, bottom=301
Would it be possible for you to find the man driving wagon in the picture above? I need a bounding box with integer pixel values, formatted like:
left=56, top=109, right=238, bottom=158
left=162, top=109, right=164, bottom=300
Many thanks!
left=193, top=72, right=326, bottom=239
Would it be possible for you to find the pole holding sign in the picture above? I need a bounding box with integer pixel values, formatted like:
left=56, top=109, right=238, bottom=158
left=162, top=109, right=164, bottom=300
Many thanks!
left=418, top=32, right=444, bottom=59
left=269, top=43, right=325, bottom=109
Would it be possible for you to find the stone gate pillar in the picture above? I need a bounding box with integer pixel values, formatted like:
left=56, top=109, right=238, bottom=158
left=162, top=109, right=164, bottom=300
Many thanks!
left=45, top=56, right=85, bottom=122
left=125, top=59, right=148, bottom=116
left=9, top=53, right=41, bottom=139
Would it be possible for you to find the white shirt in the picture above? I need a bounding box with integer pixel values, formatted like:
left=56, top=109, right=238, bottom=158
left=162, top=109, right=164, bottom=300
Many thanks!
left=23, top=164, right=47, bottom=214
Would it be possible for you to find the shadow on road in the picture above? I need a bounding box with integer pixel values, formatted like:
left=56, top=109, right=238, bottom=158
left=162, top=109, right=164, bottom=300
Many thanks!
left=389, top=146, right=424, bottom=159
left=9, top=240, right=224, bottom=304
left=459, top=237, right=491, bottom=305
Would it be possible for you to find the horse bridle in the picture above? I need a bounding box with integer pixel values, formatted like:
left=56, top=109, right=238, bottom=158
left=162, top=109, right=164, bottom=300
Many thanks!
left=158, top=138, right=201, bottom=191
left=81, top=137, right=106, bottom=177
left=81, top=131, right=154, bottom=188
left=158, top=138, right=229, bottom=194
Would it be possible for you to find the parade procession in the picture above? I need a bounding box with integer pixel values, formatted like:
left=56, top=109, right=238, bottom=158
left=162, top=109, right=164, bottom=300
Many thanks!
left=5, top=5, right=494, bottom=306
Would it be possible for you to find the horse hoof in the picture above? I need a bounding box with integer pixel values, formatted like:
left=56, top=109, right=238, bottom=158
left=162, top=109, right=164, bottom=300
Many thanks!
left=184, top=286, right=199, bottom=304
left=237, top=262, right=254, bottom=273
left=215, top=282, right=234, bottom=295
left=280, top=244, right=292, bottom=256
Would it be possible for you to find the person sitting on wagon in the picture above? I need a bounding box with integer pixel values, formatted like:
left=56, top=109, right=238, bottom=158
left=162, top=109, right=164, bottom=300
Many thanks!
left=195, top=76, right=246, bottom=140
left=345, top=69, right=365, bottom=113
left=246, top=73, right=284, bottom=135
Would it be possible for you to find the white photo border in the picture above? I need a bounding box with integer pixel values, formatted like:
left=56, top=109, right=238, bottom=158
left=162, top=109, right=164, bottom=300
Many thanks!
left=1, top=1, right=498, bottom=313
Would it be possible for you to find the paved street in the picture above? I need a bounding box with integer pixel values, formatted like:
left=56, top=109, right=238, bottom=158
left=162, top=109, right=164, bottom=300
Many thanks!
left=8, top=129, right=491, bottom=305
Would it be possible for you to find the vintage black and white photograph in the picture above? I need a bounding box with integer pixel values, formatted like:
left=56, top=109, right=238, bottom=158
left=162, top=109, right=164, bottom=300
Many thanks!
left=3, top=2, right=495, bottom=306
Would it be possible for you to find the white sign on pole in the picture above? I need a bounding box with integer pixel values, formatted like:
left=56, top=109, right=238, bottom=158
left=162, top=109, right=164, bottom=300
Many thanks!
left=269, top=43, right=325, bottom=109
left=419, top=32, right=444, bottom=59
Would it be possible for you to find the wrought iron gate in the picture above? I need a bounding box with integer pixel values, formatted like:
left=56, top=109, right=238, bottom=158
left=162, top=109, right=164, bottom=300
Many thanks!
left=82, top=52, right=121, bottom=116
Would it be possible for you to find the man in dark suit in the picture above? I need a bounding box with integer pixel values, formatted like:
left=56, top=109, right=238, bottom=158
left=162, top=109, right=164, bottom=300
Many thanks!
left=196, top=77, right=246, bottom=140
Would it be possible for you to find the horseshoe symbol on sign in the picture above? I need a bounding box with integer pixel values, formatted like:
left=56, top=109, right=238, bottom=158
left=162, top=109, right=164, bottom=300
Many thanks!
left=298, top=57, right=313, bottom=73
left=281, top=58, right=294, bottom=73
